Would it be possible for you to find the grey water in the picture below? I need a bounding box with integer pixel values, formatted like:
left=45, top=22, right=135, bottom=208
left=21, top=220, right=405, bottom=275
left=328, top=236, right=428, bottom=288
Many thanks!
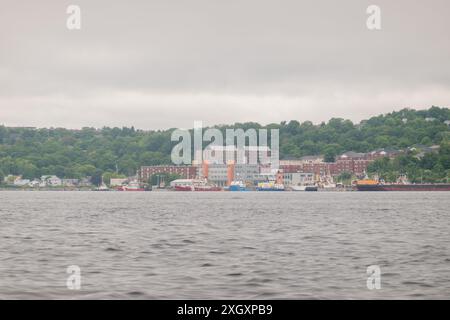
left=0, top=191, right=449, bottom=299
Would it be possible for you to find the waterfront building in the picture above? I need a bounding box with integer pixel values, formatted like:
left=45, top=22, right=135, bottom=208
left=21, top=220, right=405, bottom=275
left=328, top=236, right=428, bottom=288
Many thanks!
left=283, top=172, right=314, bottom=186
left=139, top=165, right=197, bottom=182
left=203, top=145, right=272, bottom=165
left=28, top=180, right=40, bottom=187
left=205, top=163, right=260, bottom=186
left=280, top=150, right=398, bottom=178
left=110, top=178, right=128, bottom=186
left=13, top=178, right=31, bottom=186
left=139, top=148, right=406, bottom=186
left=40, top=175, right=62, bottom=187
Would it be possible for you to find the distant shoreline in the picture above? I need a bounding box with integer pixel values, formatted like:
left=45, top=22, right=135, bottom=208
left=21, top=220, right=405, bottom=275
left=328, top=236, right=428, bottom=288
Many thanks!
left=0, top=187, right=94, bottom=191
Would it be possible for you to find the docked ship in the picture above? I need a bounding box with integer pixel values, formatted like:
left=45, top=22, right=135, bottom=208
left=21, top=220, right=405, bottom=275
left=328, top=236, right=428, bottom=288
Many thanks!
left=172, top=179, right=222, bottom=191
left=356, top=178, right=450, bottom=191
left=256, top=170, right=285, bottom=191
left=318, top=174, right=337, bottom=190
left=227, top=181, right=248, bottom=191
left=95, top=183, right=110, bottom=191
left=256, top=181, right=285, bottom=191
left=116, top=181, right=145, bottom=191
left=291, top=184, right=318, bottom=192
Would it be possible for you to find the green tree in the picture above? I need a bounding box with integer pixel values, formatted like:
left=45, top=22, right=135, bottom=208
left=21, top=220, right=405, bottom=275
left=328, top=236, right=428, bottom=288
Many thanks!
left=439, top=142, right=450, bottom=170
left=0, top=169, right=4, bottom=185
left=337, top=171, right=352, bottom=182
left=0, top=106, right=449, bottom=183
left=91, top=169, right=103, bottom=186
left=323, top=146, right=338, bottom=163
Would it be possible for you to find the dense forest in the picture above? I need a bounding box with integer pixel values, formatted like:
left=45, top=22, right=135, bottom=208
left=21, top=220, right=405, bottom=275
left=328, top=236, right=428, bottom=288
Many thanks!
left=1, top=106, right=449, bottom=182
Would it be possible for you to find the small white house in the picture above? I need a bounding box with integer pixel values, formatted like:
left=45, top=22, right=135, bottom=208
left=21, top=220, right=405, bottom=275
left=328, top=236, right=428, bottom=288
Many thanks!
left=28, top=180, right=40, bottom=187
left=41, top=175, right=62, bottom=187
left=14, top=178, right=30, bottom=186
left=4, top=175, right=18, bottom=184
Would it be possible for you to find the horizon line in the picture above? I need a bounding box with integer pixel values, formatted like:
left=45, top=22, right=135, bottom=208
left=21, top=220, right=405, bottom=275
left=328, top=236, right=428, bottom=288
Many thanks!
left=1, top=106, right=447, bottom=132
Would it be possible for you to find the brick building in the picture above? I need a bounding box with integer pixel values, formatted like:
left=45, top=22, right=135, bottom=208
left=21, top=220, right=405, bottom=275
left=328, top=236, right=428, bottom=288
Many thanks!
left=139, top=165, right=197, bottom=182
left=279, top=150, right=395, bottom=177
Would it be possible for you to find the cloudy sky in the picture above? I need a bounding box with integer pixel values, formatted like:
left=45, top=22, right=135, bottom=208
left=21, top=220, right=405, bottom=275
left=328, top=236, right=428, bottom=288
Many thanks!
left=0, top=0, right=449, bottom=129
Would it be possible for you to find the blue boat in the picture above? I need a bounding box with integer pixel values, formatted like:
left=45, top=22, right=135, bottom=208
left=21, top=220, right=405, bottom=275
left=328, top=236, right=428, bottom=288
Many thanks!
left=228, top=181, right=248, bottom=191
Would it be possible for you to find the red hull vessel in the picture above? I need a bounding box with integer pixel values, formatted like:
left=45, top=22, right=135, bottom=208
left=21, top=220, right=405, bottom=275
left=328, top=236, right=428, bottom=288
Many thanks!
left=356, top=184, right=450, bottom=191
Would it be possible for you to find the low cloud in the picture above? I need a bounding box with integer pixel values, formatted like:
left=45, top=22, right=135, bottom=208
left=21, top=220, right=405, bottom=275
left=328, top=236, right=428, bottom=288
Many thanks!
left=1, top=0, right=449, bottom=129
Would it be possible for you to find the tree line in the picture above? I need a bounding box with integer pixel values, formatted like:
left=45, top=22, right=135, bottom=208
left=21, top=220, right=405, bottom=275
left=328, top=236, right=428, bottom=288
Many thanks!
left=1, top=106, right=449, bottom=183
left=367, top=144, right=450, bottom=183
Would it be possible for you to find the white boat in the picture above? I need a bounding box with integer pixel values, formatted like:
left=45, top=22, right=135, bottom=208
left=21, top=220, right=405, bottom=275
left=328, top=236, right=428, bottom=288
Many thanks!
left=95, top=183, right=110, bottom=191
left=291, top=184, right=318, bottom=191
left=117, top=181, right=145, bottom=191
left=322, top=182, right=337, bottom=190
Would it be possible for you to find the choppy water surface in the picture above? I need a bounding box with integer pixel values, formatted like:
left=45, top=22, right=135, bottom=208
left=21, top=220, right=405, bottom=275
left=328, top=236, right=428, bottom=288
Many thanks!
left=0, top=191, right=449, bottom=299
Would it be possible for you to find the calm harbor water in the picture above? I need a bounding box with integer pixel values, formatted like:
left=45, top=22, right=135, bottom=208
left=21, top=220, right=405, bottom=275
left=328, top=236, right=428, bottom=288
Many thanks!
left=0, top=191, right=449, bottom=299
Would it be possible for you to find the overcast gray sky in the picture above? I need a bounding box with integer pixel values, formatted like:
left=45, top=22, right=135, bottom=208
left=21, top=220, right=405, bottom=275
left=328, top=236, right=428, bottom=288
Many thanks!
left=0, top=0, right=449, bottom=129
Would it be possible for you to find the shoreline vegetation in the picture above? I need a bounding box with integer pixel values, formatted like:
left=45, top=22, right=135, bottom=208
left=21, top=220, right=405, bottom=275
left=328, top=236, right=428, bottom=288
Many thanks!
left=0, top=186, right=94, bottom=191
left=1, top=106, right=450, bottom=187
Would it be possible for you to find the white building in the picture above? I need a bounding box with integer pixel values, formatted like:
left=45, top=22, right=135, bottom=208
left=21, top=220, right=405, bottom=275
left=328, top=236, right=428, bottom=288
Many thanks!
left=110, top=178, right=128, bottom=186
left=205, top=163, right=261, bottom=186
left=28, top=180, right=40, bottom=187
left=4, top=175, right=18, bottom=184
left=41, top=175, right=62, bottom=187
left=13, top=178, right=30, bottom=186
left=283, top=172, right=314, bottom=186
left=203, top=145, right=272, bottom=165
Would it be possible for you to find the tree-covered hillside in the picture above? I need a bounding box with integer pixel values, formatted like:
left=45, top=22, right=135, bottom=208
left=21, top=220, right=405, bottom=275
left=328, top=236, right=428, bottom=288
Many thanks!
left=367, top=144, right=450, bottom=183
left=0, top=106, right=449, bottom=180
